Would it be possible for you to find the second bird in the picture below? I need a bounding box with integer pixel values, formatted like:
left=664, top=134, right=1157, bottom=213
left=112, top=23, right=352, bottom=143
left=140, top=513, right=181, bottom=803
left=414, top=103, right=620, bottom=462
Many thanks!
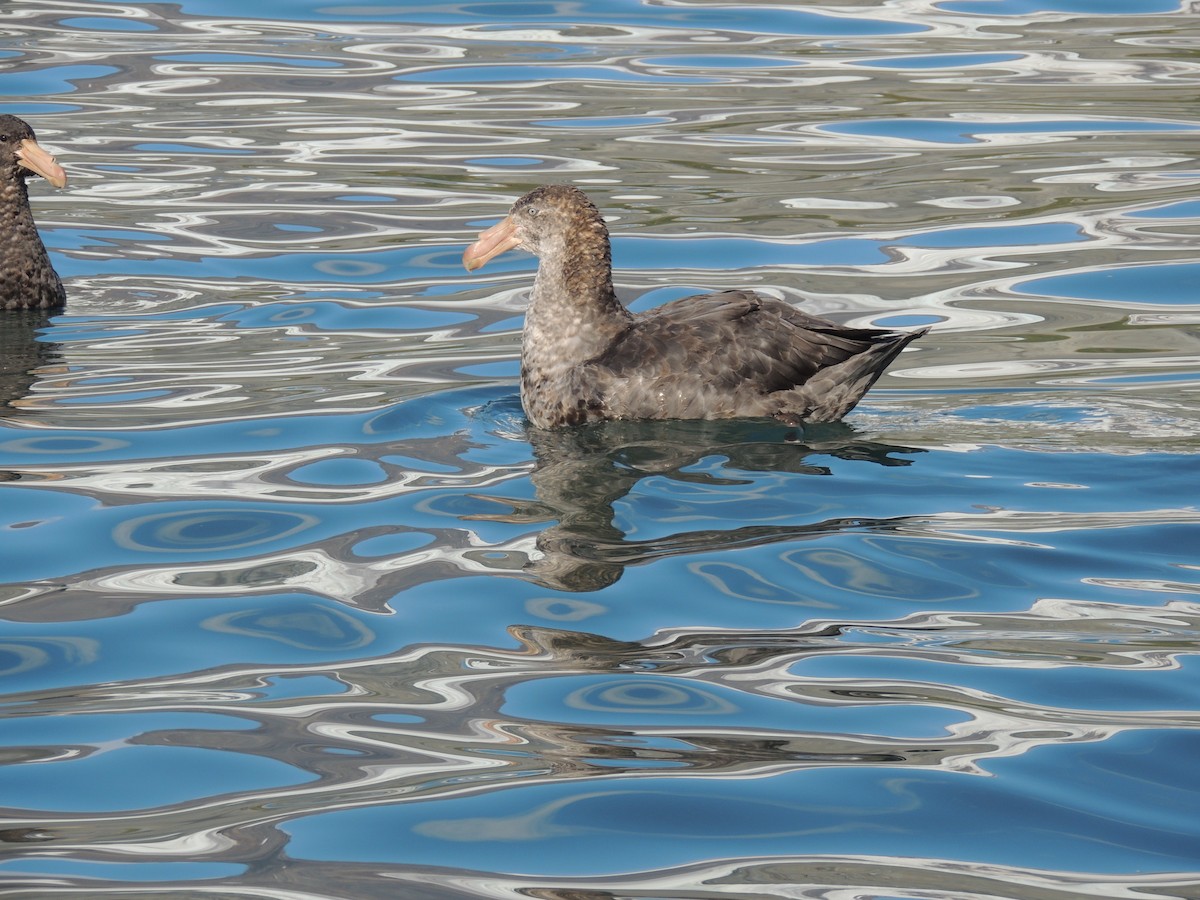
left=1, top=114, right=67, bottom=311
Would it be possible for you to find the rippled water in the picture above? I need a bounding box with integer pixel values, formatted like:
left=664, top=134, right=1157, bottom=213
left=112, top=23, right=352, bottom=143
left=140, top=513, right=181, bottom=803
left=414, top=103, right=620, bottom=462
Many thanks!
left=3, top=1, right=1200, bottom=897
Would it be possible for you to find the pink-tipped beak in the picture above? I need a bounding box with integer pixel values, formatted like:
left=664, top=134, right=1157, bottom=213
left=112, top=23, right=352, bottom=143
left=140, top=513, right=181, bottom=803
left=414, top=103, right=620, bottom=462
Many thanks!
left=16, top=137, right=67, bottom=189
left=463, top=216, right=522, bottom=272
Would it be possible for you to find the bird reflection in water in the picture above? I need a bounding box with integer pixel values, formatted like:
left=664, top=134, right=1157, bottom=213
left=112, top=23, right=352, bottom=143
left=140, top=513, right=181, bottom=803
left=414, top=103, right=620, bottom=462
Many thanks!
left=1, top=308, right=59, bottom=490
left=466, top=416, right=924, bottom=592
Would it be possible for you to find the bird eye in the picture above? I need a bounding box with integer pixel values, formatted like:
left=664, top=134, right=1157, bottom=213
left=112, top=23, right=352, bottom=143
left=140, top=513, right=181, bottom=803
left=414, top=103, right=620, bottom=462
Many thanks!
left=526, top=205, right=540, bottom=218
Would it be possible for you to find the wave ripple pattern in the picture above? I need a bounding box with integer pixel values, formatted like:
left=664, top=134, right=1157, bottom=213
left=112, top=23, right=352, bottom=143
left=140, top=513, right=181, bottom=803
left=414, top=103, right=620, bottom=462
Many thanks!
left=2, top=1, right=1200, bottom=898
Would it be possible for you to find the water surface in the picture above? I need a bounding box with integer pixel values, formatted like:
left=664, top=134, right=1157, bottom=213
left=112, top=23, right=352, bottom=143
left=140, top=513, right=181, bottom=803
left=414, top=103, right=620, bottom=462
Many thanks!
left=2, top=1, right=1200, bottom=897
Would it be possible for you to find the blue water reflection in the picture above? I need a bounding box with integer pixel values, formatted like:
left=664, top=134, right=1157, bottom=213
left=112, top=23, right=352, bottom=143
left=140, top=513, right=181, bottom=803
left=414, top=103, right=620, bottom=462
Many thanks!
left=0, top=743, right=312, bottom=812
left=148, top=0, right=924, bottom=34
left=59, top=17, right=159, bottom=32
left=285, top=757, right=1200, bottom=873
left=3, top=0, right=1200, bottom=897
left=823, top=118, right=1200, bottom=144
left=0, top=66, right=118, bottom=95
left=0, top=859, right=243, bottom=881
left=1019, top=263, right=1200, bottom=304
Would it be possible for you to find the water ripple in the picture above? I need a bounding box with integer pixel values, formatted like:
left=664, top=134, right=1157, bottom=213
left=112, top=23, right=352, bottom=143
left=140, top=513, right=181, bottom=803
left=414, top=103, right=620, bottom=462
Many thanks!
left=4, top=0, right=1200, bottom=897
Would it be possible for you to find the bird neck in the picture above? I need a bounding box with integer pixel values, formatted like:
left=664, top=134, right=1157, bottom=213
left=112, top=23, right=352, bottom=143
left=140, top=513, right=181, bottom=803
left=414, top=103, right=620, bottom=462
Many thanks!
left=1, top=176, right=35, bottom=231
left=523, top=228, right=631, bottom=371
left=1, top=175, right=63, bottom=310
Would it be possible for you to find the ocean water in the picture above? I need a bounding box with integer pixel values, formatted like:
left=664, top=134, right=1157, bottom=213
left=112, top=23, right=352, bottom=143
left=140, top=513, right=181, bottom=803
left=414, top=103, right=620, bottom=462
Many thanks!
left=2, top=0, right=1200, bottom=897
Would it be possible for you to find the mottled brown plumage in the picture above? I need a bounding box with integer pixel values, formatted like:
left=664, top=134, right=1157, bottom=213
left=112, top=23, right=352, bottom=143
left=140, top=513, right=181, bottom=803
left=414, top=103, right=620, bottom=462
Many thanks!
left=464, top=184, right=927, bottom=429
left=1, top=114, right=67, bottom=311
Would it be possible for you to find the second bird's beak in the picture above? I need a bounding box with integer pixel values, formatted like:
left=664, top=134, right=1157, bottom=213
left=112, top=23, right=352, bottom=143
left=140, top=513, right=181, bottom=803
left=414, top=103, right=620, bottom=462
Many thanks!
left=16, top=137, right=67, bottom=189
left=463, top=216, right=521, bottom=272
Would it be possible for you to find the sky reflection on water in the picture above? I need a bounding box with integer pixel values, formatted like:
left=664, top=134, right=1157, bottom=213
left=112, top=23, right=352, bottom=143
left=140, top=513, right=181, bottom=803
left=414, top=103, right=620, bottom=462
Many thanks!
left=2, top=1, right=1200, bottom=898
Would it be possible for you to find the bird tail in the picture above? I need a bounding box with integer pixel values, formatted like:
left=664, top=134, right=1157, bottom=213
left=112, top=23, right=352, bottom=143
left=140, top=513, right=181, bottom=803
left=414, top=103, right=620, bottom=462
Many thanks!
left=775, top=327, right=929, bottom=424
